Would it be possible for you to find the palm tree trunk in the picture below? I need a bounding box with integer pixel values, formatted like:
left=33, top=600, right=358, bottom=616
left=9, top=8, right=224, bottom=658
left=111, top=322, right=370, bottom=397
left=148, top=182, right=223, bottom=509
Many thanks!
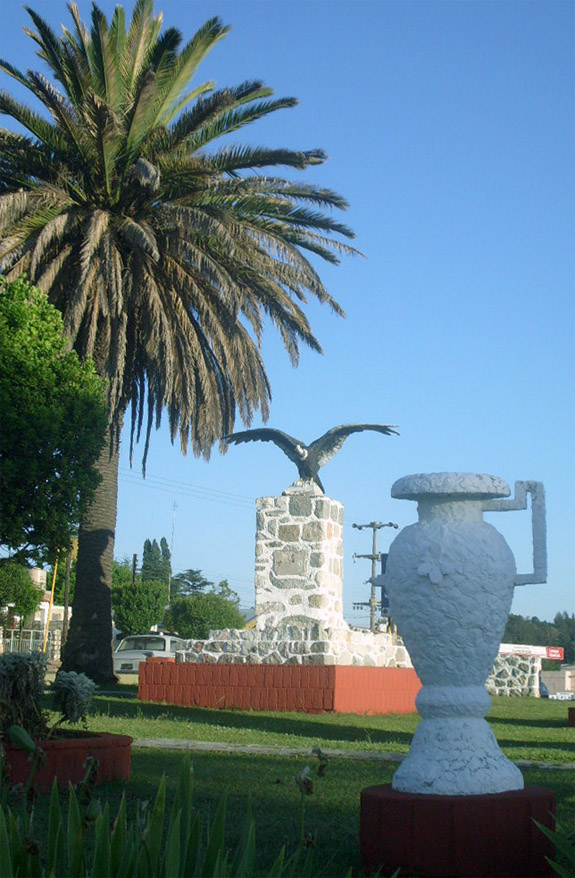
left=60, top=436, right=120, bottom=684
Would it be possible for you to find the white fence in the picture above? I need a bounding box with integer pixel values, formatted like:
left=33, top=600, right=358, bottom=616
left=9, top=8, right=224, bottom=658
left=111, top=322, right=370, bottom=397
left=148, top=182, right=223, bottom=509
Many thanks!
left=1, top=628, right=62, bottom=663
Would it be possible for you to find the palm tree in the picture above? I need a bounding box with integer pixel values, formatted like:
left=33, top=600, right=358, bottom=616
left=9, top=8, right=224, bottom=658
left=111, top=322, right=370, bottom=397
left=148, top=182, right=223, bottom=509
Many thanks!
left=0, top=2, right=357, bottom=682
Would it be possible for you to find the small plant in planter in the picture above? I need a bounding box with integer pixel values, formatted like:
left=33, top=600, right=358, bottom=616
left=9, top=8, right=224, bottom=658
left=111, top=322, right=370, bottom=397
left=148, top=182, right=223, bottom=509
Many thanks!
left=0, top=652, right=95, bottom=740
left=50, top=670, right=97, bottom=733
left=0, top=652, right=132, bottom=791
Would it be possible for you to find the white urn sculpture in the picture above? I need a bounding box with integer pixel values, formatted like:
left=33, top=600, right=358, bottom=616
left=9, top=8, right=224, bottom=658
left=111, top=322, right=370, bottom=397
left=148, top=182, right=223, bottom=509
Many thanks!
left=385, top=473, right=546, bottom=796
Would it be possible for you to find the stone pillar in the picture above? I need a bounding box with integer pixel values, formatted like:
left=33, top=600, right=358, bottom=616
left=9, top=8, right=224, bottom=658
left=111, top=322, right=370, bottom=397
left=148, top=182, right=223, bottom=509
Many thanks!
left=254, top=484, right=345, bottom=631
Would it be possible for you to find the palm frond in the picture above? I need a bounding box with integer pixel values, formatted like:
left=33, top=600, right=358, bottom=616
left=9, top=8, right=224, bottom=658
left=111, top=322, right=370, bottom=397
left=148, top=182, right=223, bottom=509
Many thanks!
left=79, top=209, right=110, bottom=284
left=0, top=191, right=29, bottom=231
left=125, top=0, right=163, bottom=92
left=64, top=3, right=92, bottom=91
left=119, top=216, right=159, bottom=261
left=195, top=145, right=328, bottom=174
left=22, top=7, right=68, bottom=85
left=35, top=242, right=73, bottom=292
left=208, top=176, right=351, bottom=211
left=0, top=57, right=31, bottom=89
left=29, top=209, right=77, bottom=276
left=155, top=17, right=229, bottom=126
left=0, top=90, right=63, bottom=148
left=89, top=5, right=125, bottom=110
left=188, top=96, right=299, bottom=151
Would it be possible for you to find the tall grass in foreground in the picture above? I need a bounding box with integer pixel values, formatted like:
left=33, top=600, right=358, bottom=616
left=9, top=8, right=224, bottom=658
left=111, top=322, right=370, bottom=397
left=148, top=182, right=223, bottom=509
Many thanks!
left=2, top=746, right=573, bottom=876
left=1, top=748, right=329, bottom=877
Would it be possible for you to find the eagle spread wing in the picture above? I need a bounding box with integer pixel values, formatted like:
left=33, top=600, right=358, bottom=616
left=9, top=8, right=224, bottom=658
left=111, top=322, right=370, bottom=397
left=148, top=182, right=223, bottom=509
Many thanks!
left=308, top=423, right=399, bottom=468
left=223, top=428, right=305, bottom=466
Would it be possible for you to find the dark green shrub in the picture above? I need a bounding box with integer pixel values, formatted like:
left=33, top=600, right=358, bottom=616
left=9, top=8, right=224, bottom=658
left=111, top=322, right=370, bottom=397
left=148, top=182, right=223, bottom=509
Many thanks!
left=0, top=653, right=96, bottom=741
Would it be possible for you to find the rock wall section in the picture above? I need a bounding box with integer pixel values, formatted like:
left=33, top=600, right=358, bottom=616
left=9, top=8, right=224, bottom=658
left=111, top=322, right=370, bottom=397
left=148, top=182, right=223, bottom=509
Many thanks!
left=486, top=655, right=541, bottom=697
left=254, top=486, right=345, bottom=630
left=181, top=623, right=412, bottom=667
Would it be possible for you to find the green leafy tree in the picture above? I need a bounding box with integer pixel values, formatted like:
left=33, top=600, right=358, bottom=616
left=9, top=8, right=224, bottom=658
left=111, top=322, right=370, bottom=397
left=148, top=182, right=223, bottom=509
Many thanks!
left=111, top=580, right=167, bottom=635
left=164, top=591, right=245, bottom=640
left=160, top=538, right=171, bottom=585
left=0, top=3, right=355, bottom=682
left=503, top=612, right=575, bottom=665
left=142, top=537, right=170, bottom=584
left=553, top=612, right=575, bottom=664
left=0, top=562, right=43, bottom=628
left=170, top=568, right=212, bottom=597
left=0, top=277, right=107, bottom=565
left=113, top=557, right=135, bottom=590
left=212, top=578, right=240, bottom=607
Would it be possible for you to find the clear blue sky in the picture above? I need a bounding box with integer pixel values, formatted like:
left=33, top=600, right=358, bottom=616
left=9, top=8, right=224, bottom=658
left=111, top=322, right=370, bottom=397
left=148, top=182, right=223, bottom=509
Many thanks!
left=1, top=0, right=573, bottom=625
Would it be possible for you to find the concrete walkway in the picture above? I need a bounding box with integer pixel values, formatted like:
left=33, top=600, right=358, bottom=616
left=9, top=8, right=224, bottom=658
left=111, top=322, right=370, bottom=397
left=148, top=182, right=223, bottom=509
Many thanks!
left=132, top=738, right=575, bottom=770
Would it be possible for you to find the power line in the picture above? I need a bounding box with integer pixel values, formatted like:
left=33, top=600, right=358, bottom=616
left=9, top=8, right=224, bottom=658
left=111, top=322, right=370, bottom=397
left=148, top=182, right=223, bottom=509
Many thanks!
left=119, top=468, right=254, bottom=504
left=118, top=468, right=254, bottom=509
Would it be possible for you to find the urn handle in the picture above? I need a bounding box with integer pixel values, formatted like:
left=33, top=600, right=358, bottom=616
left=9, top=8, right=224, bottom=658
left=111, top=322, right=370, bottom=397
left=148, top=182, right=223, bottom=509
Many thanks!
left=483, top=481, right=547, bottom=585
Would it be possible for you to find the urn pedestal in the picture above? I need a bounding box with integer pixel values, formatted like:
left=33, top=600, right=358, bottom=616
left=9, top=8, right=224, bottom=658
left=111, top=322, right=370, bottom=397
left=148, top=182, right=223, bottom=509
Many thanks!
left=3, top=732, right=133, bottom=793
left=360, top=473, right=555, bottom=876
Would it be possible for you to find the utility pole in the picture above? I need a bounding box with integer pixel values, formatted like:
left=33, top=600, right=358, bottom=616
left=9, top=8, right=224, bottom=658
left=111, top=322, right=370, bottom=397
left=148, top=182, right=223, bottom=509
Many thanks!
left=169, top=502, right=177, bottom=605
left=352, top=521, right=398, bottom=632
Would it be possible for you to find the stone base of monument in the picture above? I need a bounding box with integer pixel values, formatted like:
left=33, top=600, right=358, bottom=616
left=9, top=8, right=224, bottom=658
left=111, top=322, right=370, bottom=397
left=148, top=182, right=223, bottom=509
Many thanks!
left=181, top=624, right=412, bottom=667
left=360, top=784, right=556, bottom=877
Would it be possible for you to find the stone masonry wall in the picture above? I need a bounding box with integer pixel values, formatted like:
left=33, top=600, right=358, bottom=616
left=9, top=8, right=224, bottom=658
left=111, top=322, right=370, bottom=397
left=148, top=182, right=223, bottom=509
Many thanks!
left=255, top=486, right=345, bottom=630
left=179, top=633, right=542, bottom=687
left=179, top=623, right=412, bottom=667
left=486, top=655, right=541, bottom=697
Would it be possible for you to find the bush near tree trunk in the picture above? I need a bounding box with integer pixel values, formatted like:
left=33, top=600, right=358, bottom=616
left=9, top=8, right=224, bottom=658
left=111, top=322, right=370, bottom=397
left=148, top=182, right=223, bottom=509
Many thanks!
left=164, top=592, right=246, bottom=640
left=111, top=581, right=168, bottom=636
left=0, top=562, right=43, bottom=630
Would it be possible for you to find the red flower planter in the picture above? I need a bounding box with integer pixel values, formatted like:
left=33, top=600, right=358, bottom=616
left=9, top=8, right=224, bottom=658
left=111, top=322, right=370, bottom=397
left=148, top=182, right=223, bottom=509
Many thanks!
left=2, top=732, right=133, bottom=792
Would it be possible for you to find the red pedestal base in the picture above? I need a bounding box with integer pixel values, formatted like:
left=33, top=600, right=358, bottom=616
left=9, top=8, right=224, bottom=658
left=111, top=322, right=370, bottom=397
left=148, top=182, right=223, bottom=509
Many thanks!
left=4, top=733, right=133, bottom=793
left=360, top=784, right=556, bottom=877
left=139, top=660, right=421, bottom=714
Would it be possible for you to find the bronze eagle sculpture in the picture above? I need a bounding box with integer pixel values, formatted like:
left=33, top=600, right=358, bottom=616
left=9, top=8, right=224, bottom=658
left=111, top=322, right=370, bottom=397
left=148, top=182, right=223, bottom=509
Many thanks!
left=223, top=423, right=399, bottom=492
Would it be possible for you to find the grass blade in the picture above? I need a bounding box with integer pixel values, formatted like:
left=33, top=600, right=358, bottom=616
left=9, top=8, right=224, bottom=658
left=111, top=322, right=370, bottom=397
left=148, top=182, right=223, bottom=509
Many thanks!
left=139, top=774, right=166, bottom=876
left=183, top=811, right=201, bottom=876
left=163, top=810, right=182, bottom=877
left=266, top=846, right=286, bottom=878
left=47, top=779, right=65, bottom=877
left=110, top=793, right=128, bottom=876
left=67, top=783, right=86, bottom=877
left=201, top=790, right=227, bottom=878
left=534, top=819, right=575, bottom=877
left=169, top=752, right=194, bottom=856
left=8, top=810, right=26, bottom=876
left=233, top=816, right=256, bottom=878
left=0, top=806, right=14, bottom=878
left=92, top=802, right=111, bottom=877
left=230, top=798, right=255, bottom=878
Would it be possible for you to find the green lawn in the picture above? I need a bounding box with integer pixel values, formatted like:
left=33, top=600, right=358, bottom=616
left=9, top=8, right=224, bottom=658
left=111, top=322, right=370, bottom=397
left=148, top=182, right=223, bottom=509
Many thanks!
left=11, top=689, right=573, bottom=875
left=84, top=687, right=575, bottom=765
left=101, top=752, right=575, bottom=876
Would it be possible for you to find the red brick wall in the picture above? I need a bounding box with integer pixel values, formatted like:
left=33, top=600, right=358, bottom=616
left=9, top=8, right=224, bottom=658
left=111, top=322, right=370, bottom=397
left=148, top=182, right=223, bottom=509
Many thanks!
left=333, top=666, right=421, bottom=714
left=138, top=659, right=420, bottom=715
